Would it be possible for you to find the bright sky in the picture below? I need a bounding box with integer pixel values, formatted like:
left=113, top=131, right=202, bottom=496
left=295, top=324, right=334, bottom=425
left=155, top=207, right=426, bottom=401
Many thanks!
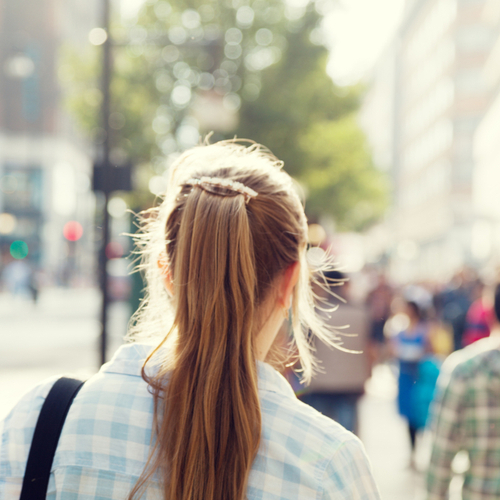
left=324, top=0, right=406, bottom=85
left=120, top=0, right=406, bottom=86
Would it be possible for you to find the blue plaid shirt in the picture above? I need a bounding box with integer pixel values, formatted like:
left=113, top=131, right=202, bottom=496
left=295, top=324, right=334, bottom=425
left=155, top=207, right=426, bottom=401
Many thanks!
left=1, top=343, right=380, bottom=499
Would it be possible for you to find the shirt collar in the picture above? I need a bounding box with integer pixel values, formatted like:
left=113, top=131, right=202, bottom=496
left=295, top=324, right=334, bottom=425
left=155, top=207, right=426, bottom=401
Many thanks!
left=257, top=360, right=296, bottom=398
left=99, top=343, right=153, bottom=377
left=100, top=343, right=296, bottom=399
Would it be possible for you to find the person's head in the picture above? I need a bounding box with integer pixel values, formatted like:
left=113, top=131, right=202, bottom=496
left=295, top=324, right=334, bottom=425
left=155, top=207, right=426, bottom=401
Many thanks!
left=129, top=140, right=338, bottom=500
left=471, top=279, right=486, bottom=301
left=406, top=300, right=423, bottom=323
left=376, top=272, right=387, bottom=287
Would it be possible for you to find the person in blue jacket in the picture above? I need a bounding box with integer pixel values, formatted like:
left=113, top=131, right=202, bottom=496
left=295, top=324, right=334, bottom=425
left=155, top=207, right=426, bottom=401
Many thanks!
left=391, top=300, right=439, bottom=458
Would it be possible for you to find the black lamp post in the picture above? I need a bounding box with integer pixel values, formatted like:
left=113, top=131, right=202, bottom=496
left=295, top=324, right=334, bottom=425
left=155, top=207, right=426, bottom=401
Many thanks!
left=93, top=0, right=131, bottom=366
left=98, top=0, right=112, bottom=367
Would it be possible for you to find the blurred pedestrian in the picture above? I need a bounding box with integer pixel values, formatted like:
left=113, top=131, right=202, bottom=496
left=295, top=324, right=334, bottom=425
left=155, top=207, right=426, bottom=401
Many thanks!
left=390, top=300, right=437, bottom=460
left=435, top=271, right=473, bottom=351
left=461, top=280, right=494, bottom=347
left=1, top=258, right=32, bottom=297
left=0, top=141, right=380, bottom=500
left=426, top=283, right=500, bottom=500
left=301, top=270, right=371, bottom=435
left=366, top=272, right=393, bottom=364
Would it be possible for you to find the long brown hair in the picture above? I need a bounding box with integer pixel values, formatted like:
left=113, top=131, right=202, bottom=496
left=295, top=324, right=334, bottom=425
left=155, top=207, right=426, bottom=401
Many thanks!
left=128, top=140, right=341, bottom=500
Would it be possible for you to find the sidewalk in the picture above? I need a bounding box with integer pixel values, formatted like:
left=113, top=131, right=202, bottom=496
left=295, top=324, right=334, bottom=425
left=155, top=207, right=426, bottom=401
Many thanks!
left=360, top=364, right=428, bottom=500
left=0, top=288, right=128, bottom=418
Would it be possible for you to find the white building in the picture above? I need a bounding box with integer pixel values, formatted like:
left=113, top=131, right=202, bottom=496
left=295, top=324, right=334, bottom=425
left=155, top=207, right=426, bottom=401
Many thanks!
left=360, top=0, right=495, bottom=283
left=0, top=0, right=98, bottom=283
left=471, top=0, right=500, bottom=271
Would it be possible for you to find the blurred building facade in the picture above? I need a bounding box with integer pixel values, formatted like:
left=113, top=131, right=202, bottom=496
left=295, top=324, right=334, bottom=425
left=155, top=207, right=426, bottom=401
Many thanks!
left=361, top=0, right=497, bottom=283
left=472, top=0, right=500, bottom=272
left=0, top=0, right=97, bottom=285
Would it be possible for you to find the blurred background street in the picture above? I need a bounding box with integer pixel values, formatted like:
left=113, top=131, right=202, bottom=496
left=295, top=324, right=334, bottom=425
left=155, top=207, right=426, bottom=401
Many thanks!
left=0, top=288, right=126, bottom=413
left=4, top=0, right=500, bottom=497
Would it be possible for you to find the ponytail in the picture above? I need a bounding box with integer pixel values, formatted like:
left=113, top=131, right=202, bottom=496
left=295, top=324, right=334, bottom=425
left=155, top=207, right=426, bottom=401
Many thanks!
left=130, top=187, right=261, bottom=500
left=165, top=189, right=260, bottom=500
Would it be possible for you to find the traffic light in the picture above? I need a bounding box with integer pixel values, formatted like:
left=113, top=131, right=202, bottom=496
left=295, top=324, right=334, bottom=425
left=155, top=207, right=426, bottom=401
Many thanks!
left=10, top=240, right=28, bottom=259
left=63, top=221, right=83, bottom=242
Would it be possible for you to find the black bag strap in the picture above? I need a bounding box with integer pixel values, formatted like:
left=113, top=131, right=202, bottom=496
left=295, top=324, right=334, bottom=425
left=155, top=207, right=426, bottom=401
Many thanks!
left=20, top=377, right=84, bottom=500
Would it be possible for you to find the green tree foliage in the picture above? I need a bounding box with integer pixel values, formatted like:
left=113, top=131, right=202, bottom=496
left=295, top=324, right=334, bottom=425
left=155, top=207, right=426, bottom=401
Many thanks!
left=60, top=0, right=387, bottom=229
left=61, top=0, right=295, bottom=165
left=299, top=116, right=388, bottom=230
left=236, top=6, right=387, bottom=230
left=236, top=11, right=358, bottom=176
left=61, top=42, right=158, bottom=162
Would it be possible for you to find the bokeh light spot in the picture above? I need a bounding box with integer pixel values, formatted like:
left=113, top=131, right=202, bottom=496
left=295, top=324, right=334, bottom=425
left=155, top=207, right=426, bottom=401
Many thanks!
left=308, top=224, right=326, bottom=245
left=162, top=45, right=180, bottom=63
left=169, top=26, right=187, bottom=45
left=198, top=72, right=215, bottom=90
left=173, top=61, right=192, bottom=80
left=236, top=6, right=255, bottom=27
left=154, top=1, right=172, bottom=21
left=171, top=85, right=192, bottom=107
left=306, top=246, right=326, bottom=268
left=4, top=55, right=35, bottom=78
left=199, top=4, right=215, bottom=22
left=255, top=28, right=273, bottom=46
left=223, top=93, right=241, bottom=111
left=149, top=175, right=168, bottom=196
left=63, top=221, right=84, bottom=242
left=224, top=44, right=242, bottom=60
left=225, top=28, right=243, bottom=44
left=10, top=240, right=29, bottom=260
left=155, top=72, right=173, bottom=93
left=107, top=197, right=128, bottom=218
left=182, top=9, right=201, bottom=29
left=89, top=28, right=108, bottom=46
left=0, top=213, right=16, bottom=234
left=152, top=115, right=172, bottom=135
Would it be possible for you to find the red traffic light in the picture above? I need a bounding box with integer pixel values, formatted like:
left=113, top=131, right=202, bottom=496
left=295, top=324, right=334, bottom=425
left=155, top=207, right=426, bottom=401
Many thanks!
left=63, top=221, right=83, bottom=241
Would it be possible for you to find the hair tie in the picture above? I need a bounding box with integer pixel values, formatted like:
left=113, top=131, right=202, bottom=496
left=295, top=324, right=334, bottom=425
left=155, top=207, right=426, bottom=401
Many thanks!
left=186, top=176, right=258, bottom=204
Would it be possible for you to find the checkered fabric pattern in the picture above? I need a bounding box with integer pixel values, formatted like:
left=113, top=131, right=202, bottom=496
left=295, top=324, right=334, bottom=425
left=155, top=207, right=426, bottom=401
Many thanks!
left=427, top=337, right=500, bottom=500
left=1, top=343, right=380, bottom=499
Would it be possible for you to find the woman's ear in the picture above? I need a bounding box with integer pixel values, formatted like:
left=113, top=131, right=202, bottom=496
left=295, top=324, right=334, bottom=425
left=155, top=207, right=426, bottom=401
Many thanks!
left=279, top=261, right=300, bottom=309
left=157, top=257, right=174, bottom=296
